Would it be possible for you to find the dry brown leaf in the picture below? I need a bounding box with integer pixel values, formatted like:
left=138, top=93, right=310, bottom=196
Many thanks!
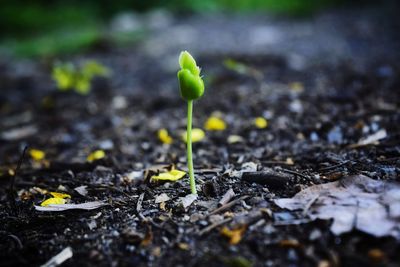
left=274, top=175, right=400, bottom=238
left=35, top=201, right=106, bottom=212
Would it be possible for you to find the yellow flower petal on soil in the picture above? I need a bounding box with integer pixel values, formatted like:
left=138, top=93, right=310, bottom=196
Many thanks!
left=151, top=169, right=186, bottom=182
left=254, top=117, right=268, bottom=129
left=227, top=135, right=244, bottom=144
left=158, top=128, right=173, bottom=144
left=29, top=149, right=45, bottom=161
left=50, top=192, right=71, bottom=199
left=220, top=226, right=247, bottom=245
left=204, top=116, right=226, bottom=131
left=181, top=128, right=205, bottom=143
left=87, top=150, right=105, bottom=162
left=40, top=197, right=66, bottom=207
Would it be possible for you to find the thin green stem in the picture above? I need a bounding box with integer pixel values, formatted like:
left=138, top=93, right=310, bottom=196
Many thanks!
left=187, top=100, right=197, bottom=195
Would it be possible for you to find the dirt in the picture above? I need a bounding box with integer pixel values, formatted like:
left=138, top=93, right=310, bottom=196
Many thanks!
left=1, top=6, right=400, bottom=267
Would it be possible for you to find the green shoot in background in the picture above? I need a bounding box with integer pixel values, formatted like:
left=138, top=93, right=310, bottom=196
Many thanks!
left=52, top=60, right=111, bottom=94
left=177, top=51, right=205, bottom=195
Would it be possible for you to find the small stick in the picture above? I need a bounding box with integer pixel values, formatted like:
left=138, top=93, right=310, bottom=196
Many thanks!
left=278, top=168, right=309, bottom=180
left=198, top=217, right=232, bottom=236
left=136, top=193, right=145, bottom=212
left=218, top=188, right=235, bottom=206
left=8, top=234, right=23, bottom=249
left=9, top=146, right=28, bottom=193
left=207, top=195, right=250, bottom=218
left=41, top=246, right=73, bottom=267
left=8, top=146, right=28, bottom=213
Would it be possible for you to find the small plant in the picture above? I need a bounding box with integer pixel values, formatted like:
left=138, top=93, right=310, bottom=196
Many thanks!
left=52, top=60, right=110, bottom=95
left=177, top=51, right=205, bottom=195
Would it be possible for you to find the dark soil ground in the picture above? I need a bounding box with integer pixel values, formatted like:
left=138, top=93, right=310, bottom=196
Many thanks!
left=0, top=5, right=400, bottom=267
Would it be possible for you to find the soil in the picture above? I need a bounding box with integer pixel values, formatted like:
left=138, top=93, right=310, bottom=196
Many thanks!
left=1, top=6, right=400, bottom=267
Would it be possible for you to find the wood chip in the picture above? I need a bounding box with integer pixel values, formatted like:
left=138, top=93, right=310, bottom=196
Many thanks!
left=218, top=188, right=236, bottom=206
left=41, top=247, right=73, bottom=267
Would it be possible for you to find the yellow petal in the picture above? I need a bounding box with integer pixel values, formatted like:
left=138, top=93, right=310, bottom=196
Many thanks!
left=29, top=149, right=45, bottom=161
left=254, top=117, right=268, bottom=129
left=220, top=226, right=246, bottom=245
left=181, top=128, right=205, bottom=143
left=204, top=116, right=226, bottom=131
left=87, top=150, right=105, bottom=162
left=50, top=192, right=71, bottom=199
left=158, top=128, right=173, bottom=144
left=151, top=169, right=186, bottom=182
left=227, top=135, right=244, bottom=144
left=40, top=197, right=66, bottom=207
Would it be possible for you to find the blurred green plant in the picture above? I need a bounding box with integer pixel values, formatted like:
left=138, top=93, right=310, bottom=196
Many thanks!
left=223, top=58, right=263, bottom=80
left=0, top=0, right=347, bottom=57
left=52, top=60, right=111, bottom=95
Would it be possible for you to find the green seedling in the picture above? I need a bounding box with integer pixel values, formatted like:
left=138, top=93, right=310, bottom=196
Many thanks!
left=52, top=60, right=110, bottom=95
left=177, top=51, right=205, bottom=195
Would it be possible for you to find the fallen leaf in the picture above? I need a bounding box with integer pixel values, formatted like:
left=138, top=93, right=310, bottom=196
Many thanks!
left=220, top=226, right=247, bottom=245
left=350, top=129, right=387, bottom=148
left=227, top=135, right=244, bottom=144
left=140, top=227, right=153, bottom=246
left=157, top=128, right=173, bottom=144
left=223, top=256, right=253, bottom=267
left=181, top=128, right=205, bottom=143
left=50, top=192, right=71, bottom=199
left=204, top=116, right=226, bottom=131
left=87, top=150, right=105, bottom=162
left=274, top=175, right=400, bottom=238
left=178, top=243, right=190, bottom=250
left=74, top=186, right=88, bottom=196
left=254, top=117, right=268, bottom=129
left=31, top=187, right=48, bottom=195
left=35, top=201, right=106, bottom=211
left=29, top=149, right=45, bottom=161
left=368, top=248, right=386, bottom=264
left=41, top=197, right=67, bottom=207
left=151, top=169, right=186, bottom=182
left=279, top=239, right=300, bottom=248
left=179, top=194, right=197, bottom=209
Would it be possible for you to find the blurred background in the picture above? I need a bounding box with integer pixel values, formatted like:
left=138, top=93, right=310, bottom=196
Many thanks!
left=1, top=0, right=399, bottom=97
left=0, top=0, right=394, bottom=58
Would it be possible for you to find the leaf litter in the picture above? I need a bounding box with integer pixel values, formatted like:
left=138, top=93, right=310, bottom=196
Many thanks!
left=274, top=175, right=400, bottom=238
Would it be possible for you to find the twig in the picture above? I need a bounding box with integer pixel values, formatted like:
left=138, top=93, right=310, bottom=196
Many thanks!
left=198, top=218, right=232, bottom=236
left=319, top=160, right=350, bottom=172
left=218, top=188, right=235, bottom=206
left=8, top=146, right=28, bottom=213
left=136, top=193, right=144, bottom=212
left=8, top=234, right=23, bottom=249
left=9, top=146, right=28, bottom=194
left=41, top=247, right=73, bottom=267
left=278, top=168, right=309, bottom=180
left=206, top=195, right=250, bottom=218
